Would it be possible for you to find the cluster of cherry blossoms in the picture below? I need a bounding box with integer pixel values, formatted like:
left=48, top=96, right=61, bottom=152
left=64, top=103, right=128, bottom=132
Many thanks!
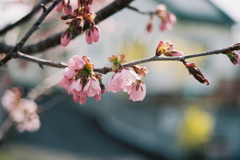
left=1, top=88, right=40, bottom=132
left=56, top=0, right=100, bottom=46
left=59, top=55, right=104, bottom=104
left=146, top=4, right=176, bottom=33
left=59, top=55, right=148, bottom=104
left=107, top=55, right=148, bottom=101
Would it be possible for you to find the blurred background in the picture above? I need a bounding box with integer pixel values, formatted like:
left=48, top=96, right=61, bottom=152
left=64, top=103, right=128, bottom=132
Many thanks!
left=0, top=0, right=240, bottom=159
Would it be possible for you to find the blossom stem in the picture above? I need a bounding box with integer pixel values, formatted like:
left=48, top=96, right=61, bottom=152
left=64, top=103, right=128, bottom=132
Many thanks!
left=126, top=5, right=156, bottom=15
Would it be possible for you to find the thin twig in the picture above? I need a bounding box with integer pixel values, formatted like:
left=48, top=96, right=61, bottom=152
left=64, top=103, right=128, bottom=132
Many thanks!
left=17, top=52, right=67, bottom=68
left=14, top=43, right=240, bottom=74
left=126, top=5, right=156, bottom=15
left=0, top=0, right=53, bottom=36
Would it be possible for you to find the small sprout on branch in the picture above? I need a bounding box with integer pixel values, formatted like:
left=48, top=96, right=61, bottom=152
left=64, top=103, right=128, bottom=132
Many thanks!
left=156, top=41, right=184, bottom=57
left=108, top=54, right=126, bottom=72
left=225, top=51, right=240, bottom=66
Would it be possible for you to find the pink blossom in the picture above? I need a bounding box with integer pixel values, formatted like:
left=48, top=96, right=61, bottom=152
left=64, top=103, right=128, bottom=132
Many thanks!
left=68, top=78, right=82, bottom=94
left=85, top=25, right=100, bottom=44
left=1, top=88, right=21, bottom=112
left=94, top=94, right=101, bottom=101
left=59, top=55, right=104, bottom=104
left=127, top=81, right=146, bottom=101
left=68, top=55, right=86, bottom=70
left=56, top=0, right=65, bottom=12
left=61, top=31, right=72, bottom=47
left=160, top=13, right=176, bottom=32
left=4, top=96, right=40, bottom=132
left=167, top=13, right=176, bottom=24
left=108, top=69, right=140, bottom=93
left=17, top=114, right=40, bottom=133
left=10, top=99, right=38, bottom=123
left=64, top=2, right=72, bottom=15
left=59, top=76, right=71, bottom=89
left=83, top=77, right=101, bottom=97
left=79, top=91, right=88, bottom=104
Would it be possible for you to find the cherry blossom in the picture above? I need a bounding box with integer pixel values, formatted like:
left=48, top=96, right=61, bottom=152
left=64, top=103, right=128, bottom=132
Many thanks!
left=1, top=88, right=40, bottom=132
left=127, top=80, right=146, bottom=101
left=59, top=55, right=104, bottom=104
left=108, top=69, right=140, bottom=93
left=156, top=4, right=176, bottom=32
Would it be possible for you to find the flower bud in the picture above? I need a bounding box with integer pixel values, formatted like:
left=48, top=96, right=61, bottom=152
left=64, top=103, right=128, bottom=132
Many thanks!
left=61, top=30, right=72, bottom=47
left=133, top=65, right=149, bottom=78
left=226, top=51, right=240, bottom=66
left=183, top=61, right=210, bottom=85
left=64, top=2, right=72, bottom=15
left=156, top=41, right=172, bottom=56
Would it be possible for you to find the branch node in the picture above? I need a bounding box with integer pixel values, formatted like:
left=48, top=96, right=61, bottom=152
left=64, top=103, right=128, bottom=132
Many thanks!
left=41, top=4, right=47, bottom=12
left=38, top=62, right=44, bottom=70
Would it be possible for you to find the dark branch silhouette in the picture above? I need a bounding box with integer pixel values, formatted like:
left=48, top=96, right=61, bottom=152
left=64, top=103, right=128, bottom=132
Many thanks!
left=0, top=0, right=53, bottom=36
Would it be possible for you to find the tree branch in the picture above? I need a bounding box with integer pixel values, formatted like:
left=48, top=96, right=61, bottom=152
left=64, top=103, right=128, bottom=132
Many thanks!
left=14, top=43, right=240, bottom=74
left=16, top=52, right=67, bottom=69
left=126, top=5, right=156, bottom=15
left=0, top=0, right=135, bottom=55
left=0, top=0, right=62, bottom=67
left=0, top=0, right=53, bottom=36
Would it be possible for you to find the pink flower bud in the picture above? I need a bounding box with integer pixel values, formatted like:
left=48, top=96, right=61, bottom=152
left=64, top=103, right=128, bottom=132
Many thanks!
left=61, top=30, right=72, bottom=47
left=56, top=0, right=65, bottom=12
left=85, top=25, right=100, bottom=44
left=64, top=2, right=72, bottom=15
left=156, top=41, right=172, bottom=56
left=133, top=66, right=149, bottom=78
left=226, top=51, right=240, bottom=66
left=183, top=61, right=210, bottom=85
left=146, top=22, right=153, bottom=33
left=164, top=50, right=184, bottom=57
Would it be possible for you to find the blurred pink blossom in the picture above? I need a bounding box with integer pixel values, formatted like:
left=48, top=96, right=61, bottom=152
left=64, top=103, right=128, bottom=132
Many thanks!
left=1, top=88, right=40, bottom=132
